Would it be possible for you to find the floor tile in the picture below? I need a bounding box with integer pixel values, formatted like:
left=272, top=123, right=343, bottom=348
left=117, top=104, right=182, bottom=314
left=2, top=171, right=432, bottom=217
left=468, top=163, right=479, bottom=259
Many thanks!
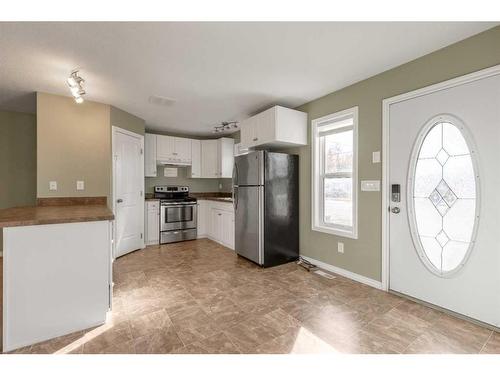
left=2, top=239, right=495, bottom=355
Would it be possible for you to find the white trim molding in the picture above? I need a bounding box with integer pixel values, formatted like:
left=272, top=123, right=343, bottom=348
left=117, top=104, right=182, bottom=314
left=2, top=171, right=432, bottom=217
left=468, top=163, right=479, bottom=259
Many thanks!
left=300, top=255, right=383, bottom=290
left=381, top=63, right=500, bottom=292
left=311, top=106, right=359, bottom=239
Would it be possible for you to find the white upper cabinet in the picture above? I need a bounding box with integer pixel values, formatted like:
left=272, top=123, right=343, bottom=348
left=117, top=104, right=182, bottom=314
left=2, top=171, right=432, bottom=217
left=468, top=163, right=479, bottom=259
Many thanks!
left=156, top=135, right=192, bottom=165
left=174, top=137, right=192, bottom=163
left=144, top=133, right=157, bottom=177
left=201, top=140, right=218, bottom=178
left=199, top=138, right=234, bottom=178
left=144, top=133, right=233, bottom=177
left=240, top=106, right=307, bottom=149
left=218, top=137, right=235, bottom=178
left=189, top=139, right=201, bottom=178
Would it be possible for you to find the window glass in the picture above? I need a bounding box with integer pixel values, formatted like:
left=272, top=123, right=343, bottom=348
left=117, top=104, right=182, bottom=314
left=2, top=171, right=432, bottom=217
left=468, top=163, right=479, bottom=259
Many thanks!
left=412, top=121, right=477, bottom=275
left=324, top=130, right=353, bottom=174
left=324, top=177, right=352, bottom=227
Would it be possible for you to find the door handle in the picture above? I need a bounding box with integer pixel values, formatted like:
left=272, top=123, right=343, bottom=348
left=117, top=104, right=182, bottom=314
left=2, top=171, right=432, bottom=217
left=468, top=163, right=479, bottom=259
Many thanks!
left=391, top=207, right=401, bottom=214
left=116, top=199, right=123, bottom=203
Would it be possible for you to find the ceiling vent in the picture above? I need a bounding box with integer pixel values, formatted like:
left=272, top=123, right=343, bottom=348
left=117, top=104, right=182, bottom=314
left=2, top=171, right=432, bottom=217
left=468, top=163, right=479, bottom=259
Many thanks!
left=148, top=95, right=176, bottom=107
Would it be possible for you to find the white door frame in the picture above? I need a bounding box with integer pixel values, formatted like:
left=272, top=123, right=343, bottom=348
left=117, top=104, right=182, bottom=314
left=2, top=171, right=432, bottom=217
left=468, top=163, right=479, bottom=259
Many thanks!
left=111, top=126, right=145, bottom=258
left=381, top=64, right=500, bottom=291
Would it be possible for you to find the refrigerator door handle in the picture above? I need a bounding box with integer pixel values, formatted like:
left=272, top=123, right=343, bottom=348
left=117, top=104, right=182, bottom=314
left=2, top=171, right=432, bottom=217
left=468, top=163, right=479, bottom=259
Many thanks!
left=258, top=185, right=264, bottom=265
left=233, top=162, right=239, bottom=186
left=233, top=186, right=238, bottom=211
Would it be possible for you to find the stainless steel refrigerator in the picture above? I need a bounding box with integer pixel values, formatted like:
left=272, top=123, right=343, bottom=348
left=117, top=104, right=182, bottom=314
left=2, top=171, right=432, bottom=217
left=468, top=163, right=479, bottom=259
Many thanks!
left=233, top=150, right=299, bottom=267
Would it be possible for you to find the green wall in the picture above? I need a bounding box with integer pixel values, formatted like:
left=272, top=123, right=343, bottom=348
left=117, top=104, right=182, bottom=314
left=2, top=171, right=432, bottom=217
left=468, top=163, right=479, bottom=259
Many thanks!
left=0, top=110, right=37, bottom=209
left=145, top=165, right=222, bottom=194
left=294, top=26, right=500, bottom=281
left=110, top=106, right=145, bottom=136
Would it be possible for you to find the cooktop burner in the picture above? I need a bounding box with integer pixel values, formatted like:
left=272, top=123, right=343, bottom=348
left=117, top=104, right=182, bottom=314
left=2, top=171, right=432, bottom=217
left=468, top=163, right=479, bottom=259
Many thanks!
left=154, top=185, right=197, bottom=203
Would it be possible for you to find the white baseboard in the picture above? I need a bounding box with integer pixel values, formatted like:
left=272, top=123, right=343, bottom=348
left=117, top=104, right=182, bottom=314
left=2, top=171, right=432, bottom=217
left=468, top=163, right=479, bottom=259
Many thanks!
left=300, top=255, right=383, bottom=290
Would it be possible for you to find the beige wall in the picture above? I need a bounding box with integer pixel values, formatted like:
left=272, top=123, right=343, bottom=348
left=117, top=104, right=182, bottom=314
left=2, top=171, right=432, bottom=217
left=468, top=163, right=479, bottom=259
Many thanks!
left=36, top=93, right=112, bottom=202
left=293, top=26, right=500, bottom=281
left=0, top=110, right=37, bottom=209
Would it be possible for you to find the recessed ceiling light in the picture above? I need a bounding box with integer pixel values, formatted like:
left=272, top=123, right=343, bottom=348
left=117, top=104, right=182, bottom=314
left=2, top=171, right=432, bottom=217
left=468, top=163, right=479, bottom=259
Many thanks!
left=148, top=95, right=176, bottom=107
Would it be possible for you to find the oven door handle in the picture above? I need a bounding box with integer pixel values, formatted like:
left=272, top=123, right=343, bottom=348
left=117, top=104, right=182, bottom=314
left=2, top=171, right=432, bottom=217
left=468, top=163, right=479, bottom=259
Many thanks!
left=161, top=202, right=197, bottom=207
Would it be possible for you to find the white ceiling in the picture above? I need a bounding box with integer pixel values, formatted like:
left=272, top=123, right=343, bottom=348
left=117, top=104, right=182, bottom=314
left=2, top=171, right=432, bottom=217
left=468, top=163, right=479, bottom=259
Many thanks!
left=0, top=22, right=496, bottom=135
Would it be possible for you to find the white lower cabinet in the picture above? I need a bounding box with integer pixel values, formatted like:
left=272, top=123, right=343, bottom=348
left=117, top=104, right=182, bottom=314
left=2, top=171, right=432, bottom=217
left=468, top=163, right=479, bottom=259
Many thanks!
left=197, top=200, right=234, bottom=250
left=144, top=200, right=160, bottom=245
left=220, top=210, right=235, bottom=249
left=196, top=200, right=209, bottom=237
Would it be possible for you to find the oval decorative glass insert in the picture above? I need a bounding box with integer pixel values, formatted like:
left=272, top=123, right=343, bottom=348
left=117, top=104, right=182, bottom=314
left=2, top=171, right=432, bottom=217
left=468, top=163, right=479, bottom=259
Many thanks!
left=411, top=120, right=477, bottom=275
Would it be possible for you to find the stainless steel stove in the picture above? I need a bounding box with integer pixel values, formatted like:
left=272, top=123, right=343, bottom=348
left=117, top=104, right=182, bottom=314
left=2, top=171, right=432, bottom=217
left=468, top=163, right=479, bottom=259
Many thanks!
left=154, top=186, right=197, bottom=244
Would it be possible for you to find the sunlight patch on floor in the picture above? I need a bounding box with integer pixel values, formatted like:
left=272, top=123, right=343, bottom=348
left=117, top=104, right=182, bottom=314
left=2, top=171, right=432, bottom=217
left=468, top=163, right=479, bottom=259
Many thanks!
left=290, top=327, right=339, bottom=354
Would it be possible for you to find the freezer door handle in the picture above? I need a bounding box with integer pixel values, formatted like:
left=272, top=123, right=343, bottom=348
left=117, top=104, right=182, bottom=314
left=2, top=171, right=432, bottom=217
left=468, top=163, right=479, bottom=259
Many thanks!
left=258, top=185, right=264, bottom=265
left=233, top=186, right=238, bottom=212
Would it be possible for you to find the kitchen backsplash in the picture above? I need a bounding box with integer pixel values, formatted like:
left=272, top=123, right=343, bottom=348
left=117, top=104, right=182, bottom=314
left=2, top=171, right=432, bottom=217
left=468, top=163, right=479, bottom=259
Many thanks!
left=145, top=165, right=232, bottom=193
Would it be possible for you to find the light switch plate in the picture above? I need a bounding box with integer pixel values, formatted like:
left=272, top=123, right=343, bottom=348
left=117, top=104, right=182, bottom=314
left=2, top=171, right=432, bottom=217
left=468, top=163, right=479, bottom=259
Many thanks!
left=361, top=180, right=380, bottom=192
left=49, top=181, right=57, bottom=191
left=76, top=180, right=85, bottom=190
left=372, top=151, right=381, bottom=163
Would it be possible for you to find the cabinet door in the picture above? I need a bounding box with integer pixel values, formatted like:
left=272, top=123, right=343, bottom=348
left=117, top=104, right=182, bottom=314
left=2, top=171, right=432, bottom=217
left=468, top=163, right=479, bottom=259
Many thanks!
left=255, top=108, right=275, bottom=146
left=201, top=140, right=218, bottom=178
left=144, top=134, right=157, bottom=177
left=209, top=208, right=223, bottom=241
left=190, top=139, right=201, bottom=178
left=221, top=211, right=235, bottom=249
left=145, top=201, right=159, bottom=245
left=239, top=117, right=255, bottom=149
left=156, top=135, right=175, bottom=161
left=197, top=201, right=207, bottom=237
left=218, top=138, right=235, bottom=178
left=175, top=137, right=192, bottom=163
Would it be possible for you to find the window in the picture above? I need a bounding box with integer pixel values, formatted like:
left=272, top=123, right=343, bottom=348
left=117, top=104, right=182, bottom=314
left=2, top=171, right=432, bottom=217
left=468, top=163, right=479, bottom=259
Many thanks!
left=312, top=107, right=358, bottom=238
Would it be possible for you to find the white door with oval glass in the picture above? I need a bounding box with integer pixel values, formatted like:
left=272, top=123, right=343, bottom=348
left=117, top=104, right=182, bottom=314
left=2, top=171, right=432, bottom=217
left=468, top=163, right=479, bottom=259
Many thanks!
left=388, top=69, right=500, bottom=327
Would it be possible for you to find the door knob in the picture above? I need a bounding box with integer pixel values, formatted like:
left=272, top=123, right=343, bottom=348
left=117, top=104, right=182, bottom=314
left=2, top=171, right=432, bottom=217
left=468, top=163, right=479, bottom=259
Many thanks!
left=116, top=199, right=123, bottom=203
left=391, top=207, right=400, bottom=214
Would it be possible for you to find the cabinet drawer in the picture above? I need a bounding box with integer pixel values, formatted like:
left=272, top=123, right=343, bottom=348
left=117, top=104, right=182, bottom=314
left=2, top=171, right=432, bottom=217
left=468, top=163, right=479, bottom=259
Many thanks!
left=146, top=201, right=160, bottom=210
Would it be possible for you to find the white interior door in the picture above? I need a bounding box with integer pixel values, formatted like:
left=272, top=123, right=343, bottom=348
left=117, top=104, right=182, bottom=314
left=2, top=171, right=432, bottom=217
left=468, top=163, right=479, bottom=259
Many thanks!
left=388, top=71, right=500, bottom=327
left=113, top=127, right=144, bottom=258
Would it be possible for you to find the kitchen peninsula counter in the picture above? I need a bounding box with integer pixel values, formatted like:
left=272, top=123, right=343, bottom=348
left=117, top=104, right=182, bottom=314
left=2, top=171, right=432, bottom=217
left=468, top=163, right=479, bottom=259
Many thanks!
left=1, top=200, right=113, bottom=352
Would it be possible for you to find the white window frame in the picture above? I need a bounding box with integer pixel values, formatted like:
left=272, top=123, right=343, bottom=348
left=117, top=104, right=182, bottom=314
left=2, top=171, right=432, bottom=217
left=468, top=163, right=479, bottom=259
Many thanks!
left=311, top=106, right=358, bottom=239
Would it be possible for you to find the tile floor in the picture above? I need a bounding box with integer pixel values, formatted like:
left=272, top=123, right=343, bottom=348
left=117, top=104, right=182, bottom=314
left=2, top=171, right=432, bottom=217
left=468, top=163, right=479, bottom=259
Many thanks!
left=2, top=239, right=500, bottom=354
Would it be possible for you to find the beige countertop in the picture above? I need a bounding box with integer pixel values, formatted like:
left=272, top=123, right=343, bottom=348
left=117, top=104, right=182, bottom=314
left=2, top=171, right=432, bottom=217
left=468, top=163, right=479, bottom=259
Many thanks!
left=197, top=197, right=233, bottom=203
left=0, top=205, right=114, bottom=228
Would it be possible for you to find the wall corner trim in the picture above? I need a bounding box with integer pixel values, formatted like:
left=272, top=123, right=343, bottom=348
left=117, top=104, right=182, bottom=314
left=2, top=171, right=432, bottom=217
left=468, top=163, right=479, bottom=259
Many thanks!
left=300, top=255, right=383, bottom=290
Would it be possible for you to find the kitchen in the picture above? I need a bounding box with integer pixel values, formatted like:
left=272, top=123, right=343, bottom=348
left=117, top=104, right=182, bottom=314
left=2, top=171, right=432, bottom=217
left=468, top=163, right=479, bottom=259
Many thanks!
left=1, top=20, right=500, bottom=362
left=141, top=105, right=306, bottom=261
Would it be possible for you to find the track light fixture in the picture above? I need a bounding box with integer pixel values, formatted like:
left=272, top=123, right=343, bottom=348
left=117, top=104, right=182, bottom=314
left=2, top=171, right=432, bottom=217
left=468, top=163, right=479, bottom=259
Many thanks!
left=67, top=69, right=86, bottom=104
left=213, top=121, right=238, bottom=133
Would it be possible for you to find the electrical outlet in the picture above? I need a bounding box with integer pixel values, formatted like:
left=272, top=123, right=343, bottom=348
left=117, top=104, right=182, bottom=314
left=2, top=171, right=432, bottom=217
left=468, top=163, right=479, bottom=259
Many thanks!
left=338, top=242, right=344, bottom=254
left=49, top=181, right=57, bottom=191
left=76, top=180, right=85, bottom=191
